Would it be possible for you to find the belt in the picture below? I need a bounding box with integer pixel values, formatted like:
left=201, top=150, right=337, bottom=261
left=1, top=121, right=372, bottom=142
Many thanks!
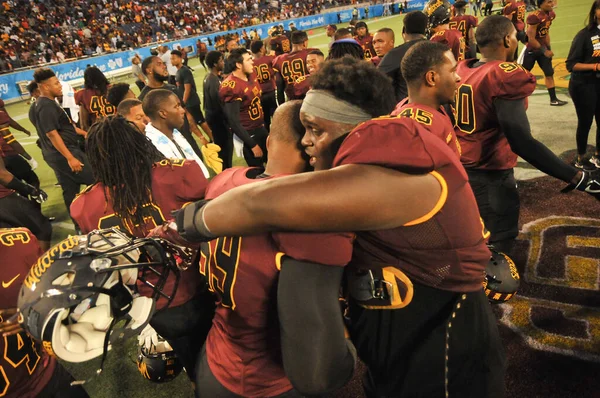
left=347, top=266, right=414, bottom=310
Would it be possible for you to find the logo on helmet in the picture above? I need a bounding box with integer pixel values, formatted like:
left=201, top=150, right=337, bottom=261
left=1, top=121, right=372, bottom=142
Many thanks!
left=24, top=236, right=81, bottom=289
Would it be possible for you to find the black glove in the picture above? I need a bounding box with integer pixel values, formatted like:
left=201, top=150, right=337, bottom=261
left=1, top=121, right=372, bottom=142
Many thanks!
left=29, top=188, right=48, bottom=204
left=5, top=178, right=48, bottom=204
left=172, top=199, right=216, bottom=242
left=561, top=170, right=600, bottom=200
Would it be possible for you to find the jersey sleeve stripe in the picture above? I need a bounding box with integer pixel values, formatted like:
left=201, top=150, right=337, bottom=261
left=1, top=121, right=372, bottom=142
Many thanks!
left=403, top=171, right=448, bottom=227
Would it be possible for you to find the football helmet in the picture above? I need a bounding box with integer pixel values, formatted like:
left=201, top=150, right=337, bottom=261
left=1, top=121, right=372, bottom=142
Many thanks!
left=483, top=246, right=520, bottom=303
left=424, top=0, right=452, bottom=32
left=17, top=228, right=187, bottom=367
left=137, top=335, right=183, bottom=383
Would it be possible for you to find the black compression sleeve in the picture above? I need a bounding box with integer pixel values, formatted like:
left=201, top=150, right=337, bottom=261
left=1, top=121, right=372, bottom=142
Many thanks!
left=223, top=101, right=257, bottom=147
left=5, top=177, right=35, bottom=197
left=494, top=98, right=579, bottom=183
left=278, top=257, right=356, bottom=395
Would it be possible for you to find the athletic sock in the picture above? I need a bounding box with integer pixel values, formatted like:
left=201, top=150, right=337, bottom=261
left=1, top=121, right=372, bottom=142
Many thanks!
left=548, top=87, right=558, bottom=102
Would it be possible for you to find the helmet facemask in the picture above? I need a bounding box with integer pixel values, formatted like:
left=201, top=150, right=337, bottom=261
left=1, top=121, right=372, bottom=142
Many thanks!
left=18, top=228, right=186, bottom=384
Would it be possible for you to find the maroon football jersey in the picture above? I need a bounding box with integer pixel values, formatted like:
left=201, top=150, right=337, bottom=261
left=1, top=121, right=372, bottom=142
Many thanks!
left=503, top=1, right=526, bottom=32
left=430, top=28, right=466, bottom=61
left=219, top=74, right=264, bottom=130
left=74, top=88, right=116, bottom=126
left=333, top=117, right=490, bottom=292
left=455, top=60, right=536, bottom=170
left=271, top=35, right=291, bottom=55
left=355, top=34, right=376, bottom=60
left=449, top=15, right=478, bottom=47
left=292, top=74, right=311, bottom=99
left=0, top=228, right=56, bottom=397
left=526, top=9, right=556, bottom=49
left=0, top=131, right=16, bottom=157
left=272, top=48, right=316, bottom=100
left=252, top=55, right=276, bottom=94
left=203, top=167, right=353, bottom=397
left=0, top=109, right=9, bottom=125
left=70, top=159, right=208, bottom=309
left=392, top=99, right=461, bottom=156
left=0, top=185, right=13, bottom=199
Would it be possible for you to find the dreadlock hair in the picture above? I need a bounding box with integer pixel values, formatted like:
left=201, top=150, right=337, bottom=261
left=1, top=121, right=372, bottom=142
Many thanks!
left=84, top=66, right=110, bottom=96
left=86, top=116, right=166, bottom=231
left=328, top=40, right=364, bottom=60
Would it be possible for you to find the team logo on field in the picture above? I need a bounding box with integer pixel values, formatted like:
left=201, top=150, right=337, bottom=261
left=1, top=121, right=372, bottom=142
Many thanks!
left=499, top=216, right=600, bottom=362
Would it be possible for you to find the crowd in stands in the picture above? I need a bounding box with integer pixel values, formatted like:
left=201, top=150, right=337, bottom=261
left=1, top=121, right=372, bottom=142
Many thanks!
left=0, top=0, right=356, bottom=73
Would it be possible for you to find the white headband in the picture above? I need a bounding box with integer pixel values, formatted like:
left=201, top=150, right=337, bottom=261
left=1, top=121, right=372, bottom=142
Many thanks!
left=301, top=89, right=372, bottom=125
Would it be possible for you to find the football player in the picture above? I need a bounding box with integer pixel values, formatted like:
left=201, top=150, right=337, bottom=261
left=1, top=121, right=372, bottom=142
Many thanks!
left=523, top=0, right=568, bottom=106
left=292, top=49, right=325, bottom=99
left=0, top=99, right=40, bottom=194
left=197, top=38, right=208, bottom=70
left=328, top=38, right=365, bottom=60
left=503, top=0, right=527, bottom=50
left=74, top=66, right=116, bottom=130
left=425, top=0, right=467, bottom=62
left=272, top=31, right=317, bottom=100
left=392, top=41, right=461, bottom=156
left=176, top=57, right=504, bottom=397
left=270, top=28, right=291, bottom=105
left=251, top=40, right=278, bottom=130
left=0, top=227, right=88, bottom=397
left=70, top=116, right=214, bottom=383
left=270, top=27, right=291, bottom=57
left=354, top=21, right=376, bottom=60
left=449, top=0, right=478, bottom=58
left=195, top=101, right=356, bottom=397
left=220, top=48, right=267, bottom=167
left=455, top=15, right=599, bottom=255
left=0, top=156, right=50, bottom=250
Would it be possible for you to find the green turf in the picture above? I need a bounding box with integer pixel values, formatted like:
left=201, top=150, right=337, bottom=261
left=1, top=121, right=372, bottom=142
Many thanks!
left=1, top=5, right=591, bottom=395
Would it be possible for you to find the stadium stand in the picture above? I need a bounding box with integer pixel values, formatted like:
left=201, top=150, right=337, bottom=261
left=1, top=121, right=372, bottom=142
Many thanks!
left=0, top=0, right=354, bottom=72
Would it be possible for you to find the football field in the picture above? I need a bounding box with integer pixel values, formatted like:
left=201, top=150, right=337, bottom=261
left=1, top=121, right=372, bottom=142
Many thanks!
left=3, top=1, right=600, bottom=396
